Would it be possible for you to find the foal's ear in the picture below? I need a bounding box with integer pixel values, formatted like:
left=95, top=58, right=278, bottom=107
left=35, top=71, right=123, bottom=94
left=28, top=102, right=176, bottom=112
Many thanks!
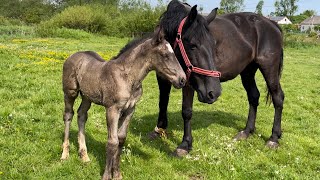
left=152, top=26, right=165, bottom=45
left=185, top=5, right=198, bottom=27
left=207, top=8, right=218, bottom=24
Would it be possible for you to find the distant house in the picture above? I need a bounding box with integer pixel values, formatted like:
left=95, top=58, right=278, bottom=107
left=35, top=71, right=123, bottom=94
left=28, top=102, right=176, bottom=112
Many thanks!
left=300, top=16, right=320, bottom=32
left=268, top=16, right=292, bottom=25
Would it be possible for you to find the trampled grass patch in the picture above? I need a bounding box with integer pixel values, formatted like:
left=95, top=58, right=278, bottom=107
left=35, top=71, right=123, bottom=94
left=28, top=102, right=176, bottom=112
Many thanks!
left=0, top=33, right=319, bottom=179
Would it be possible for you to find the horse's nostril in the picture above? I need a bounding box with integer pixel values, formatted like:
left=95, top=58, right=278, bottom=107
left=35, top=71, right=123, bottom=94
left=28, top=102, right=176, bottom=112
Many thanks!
left=180, top=78, right=186, bottom=86
left=208, top=91, right=215, bottom=100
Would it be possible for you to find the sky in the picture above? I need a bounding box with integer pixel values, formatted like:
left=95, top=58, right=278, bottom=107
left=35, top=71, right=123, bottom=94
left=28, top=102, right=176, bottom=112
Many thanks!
left=148, top=0, right=320, bottom=15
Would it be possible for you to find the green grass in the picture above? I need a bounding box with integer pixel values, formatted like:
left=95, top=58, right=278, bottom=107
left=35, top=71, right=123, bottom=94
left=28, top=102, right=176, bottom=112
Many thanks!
left=0, top=32, right=319, bottom=179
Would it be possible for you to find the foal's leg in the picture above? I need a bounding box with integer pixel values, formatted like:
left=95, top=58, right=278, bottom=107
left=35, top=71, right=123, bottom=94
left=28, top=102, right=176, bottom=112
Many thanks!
left=149, top=75, right=172, bottom=139
left=113, top=107, right=135, bottom=179
left=61, top=91, right=78, bottom=160
left=77, top=95, right=92, bottom=162
left=175, top=85, right=194, bottom=157
left=258, top=55, right=284, bottom=148
left=234, top=63, right=260, bottom=140
left=102, top=106, right=120, bottom=180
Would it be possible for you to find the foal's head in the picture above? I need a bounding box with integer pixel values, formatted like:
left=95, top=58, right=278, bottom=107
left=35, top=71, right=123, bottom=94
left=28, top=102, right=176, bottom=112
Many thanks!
left=147, top=28, right=186, bottom=88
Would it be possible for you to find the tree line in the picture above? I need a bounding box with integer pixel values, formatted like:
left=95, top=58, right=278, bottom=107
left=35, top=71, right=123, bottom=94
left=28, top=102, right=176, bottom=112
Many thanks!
left=219, top=0, right=316, bottom=23
left=0, top=0, right=317, bottom=37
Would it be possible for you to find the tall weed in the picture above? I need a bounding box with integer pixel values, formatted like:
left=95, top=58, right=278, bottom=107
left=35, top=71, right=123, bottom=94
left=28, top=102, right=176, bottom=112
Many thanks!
left=284, top=33, right=320, bottom=48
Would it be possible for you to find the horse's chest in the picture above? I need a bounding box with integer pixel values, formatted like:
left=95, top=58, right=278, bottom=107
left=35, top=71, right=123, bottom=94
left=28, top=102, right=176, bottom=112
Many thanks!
left=123, top=87, right=142, bottom=110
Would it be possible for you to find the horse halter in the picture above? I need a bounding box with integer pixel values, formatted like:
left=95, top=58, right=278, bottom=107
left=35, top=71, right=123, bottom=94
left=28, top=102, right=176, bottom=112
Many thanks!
left=173, top=17, right=221, bottom=80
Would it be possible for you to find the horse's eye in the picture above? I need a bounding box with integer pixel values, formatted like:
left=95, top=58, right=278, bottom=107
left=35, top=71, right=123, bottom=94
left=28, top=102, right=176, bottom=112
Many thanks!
left=190, top=44, right=197, bottom=50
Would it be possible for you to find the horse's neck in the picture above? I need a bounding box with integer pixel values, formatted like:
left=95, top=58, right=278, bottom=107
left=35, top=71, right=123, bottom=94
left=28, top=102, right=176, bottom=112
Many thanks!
left=114, top=42, right=152, bottom=88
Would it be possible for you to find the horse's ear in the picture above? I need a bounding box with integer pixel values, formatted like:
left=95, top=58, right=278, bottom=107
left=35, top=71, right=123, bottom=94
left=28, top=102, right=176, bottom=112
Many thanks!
left=207, top=8, right=218, bottom=24
left=152, top=26, right=165, bottom=45
left=185, top=5, right=198, bottom=26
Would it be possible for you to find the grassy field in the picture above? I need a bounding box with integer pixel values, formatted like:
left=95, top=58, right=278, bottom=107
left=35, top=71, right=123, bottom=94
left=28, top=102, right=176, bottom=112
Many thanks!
left=0, top=31, right=319, bottom=179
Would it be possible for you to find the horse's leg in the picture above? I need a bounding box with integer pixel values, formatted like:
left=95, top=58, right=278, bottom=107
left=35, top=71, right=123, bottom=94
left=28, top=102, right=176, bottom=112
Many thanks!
left=77, top=95, right=92, bottom=162
left=113, top=107, right=135, bottom=179
left=61, top=91, right=78, bottom=160
left=175, top=85, right=194, bottom=157
left=234, top=63, right=260, bottom=140
left=102, top=106, right=120, bottom=180
left=258, top=55, right=284, bottom=148
left=149, top=75, right=172, bottom=139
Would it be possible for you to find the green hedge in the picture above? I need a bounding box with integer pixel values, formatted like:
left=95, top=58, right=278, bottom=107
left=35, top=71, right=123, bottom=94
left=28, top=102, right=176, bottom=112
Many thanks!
left=36, top=4, right=164, bottom=38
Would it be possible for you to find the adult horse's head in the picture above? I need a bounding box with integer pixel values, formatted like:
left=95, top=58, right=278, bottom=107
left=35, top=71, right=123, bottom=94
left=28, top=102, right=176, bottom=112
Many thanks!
left=159, top=0, right=221, bottom=104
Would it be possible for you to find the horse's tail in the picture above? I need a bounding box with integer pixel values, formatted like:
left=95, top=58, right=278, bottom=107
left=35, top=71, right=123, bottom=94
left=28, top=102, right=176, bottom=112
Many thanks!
left=266, top=47, right=283, bottom=105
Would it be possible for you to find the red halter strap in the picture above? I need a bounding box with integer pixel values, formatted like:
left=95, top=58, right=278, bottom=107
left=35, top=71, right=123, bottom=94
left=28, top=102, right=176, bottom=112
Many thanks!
left=173, top=17, right=221, bottom=80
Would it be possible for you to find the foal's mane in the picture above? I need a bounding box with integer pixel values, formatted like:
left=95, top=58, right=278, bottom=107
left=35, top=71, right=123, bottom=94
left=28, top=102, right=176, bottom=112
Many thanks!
left=112, top=33, right=153, bottom=60
left=159, top=0, right=211, bottom=43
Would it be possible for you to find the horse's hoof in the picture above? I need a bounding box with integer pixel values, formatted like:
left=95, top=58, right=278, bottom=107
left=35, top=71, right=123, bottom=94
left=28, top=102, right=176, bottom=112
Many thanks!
left=148, top=131, right=160, bottom=140
left=79, top=150, right=91, bottom=162
left=81, top=155, right=91, bottom=163
left=102, top=173, right=112, bottom=180
left=60, top=152, right=69, bottom=160
left=266, top=140, right=279, bottom=149
left=233, top=131, right=249, bottom=141
left=148, top=127, right=168, bottom=140
left=174, top=148, right=189, bottom=157
left=113, top=171, right=123, bottom=180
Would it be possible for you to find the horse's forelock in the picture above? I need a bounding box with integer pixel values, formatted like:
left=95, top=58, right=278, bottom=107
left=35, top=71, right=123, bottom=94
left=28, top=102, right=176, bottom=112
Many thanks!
left=187, top=16, right=212, bottom=43
left=160, top=0, right=211, bottom=44
left=159, top=1, right=188, bottom=40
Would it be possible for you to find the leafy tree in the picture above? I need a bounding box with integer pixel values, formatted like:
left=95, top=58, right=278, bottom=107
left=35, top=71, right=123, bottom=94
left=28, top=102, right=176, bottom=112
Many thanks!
left=274, top=0, right=299, bottom=16
left=0, top=0, right=56, bottom=24
left=220, top=0, right=244, bottom=13
left=289, top=10, right=316, bottom=24
left=290, top=14, right=308, bottom=24
left=301, top=10, right=316, bottom=17
left=255, top=0, right=264, bottom=15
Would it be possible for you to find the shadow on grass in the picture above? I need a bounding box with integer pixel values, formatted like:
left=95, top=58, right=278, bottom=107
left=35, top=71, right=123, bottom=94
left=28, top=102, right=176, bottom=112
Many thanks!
left=69, top=129, right=153, bottom=176
left=129, top=110, right=246, bottom=154
left=68, top=110, right=245, bottom=175
left=69, top=130, right=106, bottom=175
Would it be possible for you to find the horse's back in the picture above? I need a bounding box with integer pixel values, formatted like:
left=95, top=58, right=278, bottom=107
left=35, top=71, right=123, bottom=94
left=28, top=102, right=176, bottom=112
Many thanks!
left=209, top=12, right=282, bottom=81
left=213, top=12, right=282, bottom=51
left=62, top=51, right=106, bottom=95
left=64, top=51, right=105, bottom=66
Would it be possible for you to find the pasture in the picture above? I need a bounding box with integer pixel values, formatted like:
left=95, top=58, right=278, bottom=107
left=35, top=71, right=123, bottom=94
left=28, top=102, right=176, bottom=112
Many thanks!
left=0, top=32, right=319, bottom=179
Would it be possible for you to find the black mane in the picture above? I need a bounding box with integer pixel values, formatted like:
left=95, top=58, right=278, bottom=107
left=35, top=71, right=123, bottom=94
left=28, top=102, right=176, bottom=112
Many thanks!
left=159, top=0, right=211, bottom=44
left=159, top=0, right=189, bottom=42
left=112, top=33, right=153, bottom=60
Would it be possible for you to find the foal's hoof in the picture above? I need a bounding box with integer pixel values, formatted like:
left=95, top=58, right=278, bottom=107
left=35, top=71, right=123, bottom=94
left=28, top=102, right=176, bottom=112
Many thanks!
left=233, top=131, right=249, bottom=141
left=81, top=155, right=91, bottom=163
left=113, top=171, right=123, bottom=180
left=174, top=148, right=189, bottom=157
left=79, top=150, right=91, bottom=162
left=266, top=140, right=279, bottom=149
left=60, top=152, right=69, bottom=160
left=102, top=173, right=112, bottom=180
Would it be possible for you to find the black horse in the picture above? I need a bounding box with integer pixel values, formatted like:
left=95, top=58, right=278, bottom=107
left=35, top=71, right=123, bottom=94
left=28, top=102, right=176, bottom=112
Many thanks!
left=151, top=0, right=284, bottom=156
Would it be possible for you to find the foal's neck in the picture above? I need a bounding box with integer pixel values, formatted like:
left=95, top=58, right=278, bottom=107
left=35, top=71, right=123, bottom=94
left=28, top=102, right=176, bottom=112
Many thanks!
left=114, top=39, right=154, bottom=88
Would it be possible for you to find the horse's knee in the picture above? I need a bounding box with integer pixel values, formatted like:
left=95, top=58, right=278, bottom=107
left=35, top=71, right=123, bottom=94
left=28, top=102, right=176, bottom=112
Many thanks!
left=118, top=134, right=127, bottom=146
left=64, top=89, right=78, bottom=98
left=248, top=87, right=260, bottom=107
left=107, top=138, right=119, bottom=148
left=272, top=89, right=284, bottom=108
left=63, top=111, right=74, bottom=122
left=182, top=108, right=192, bottom=120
